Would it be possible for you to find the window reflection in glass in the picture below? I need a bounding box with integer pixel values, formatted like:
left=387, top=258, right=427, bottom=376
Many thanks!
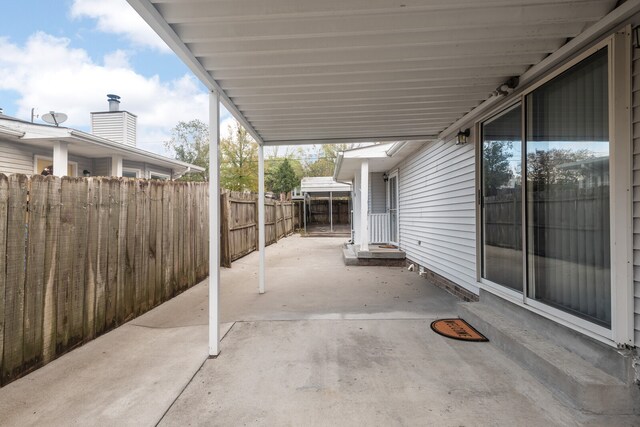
left=481, top=104, right=523, bottom=292
left=526, top=47, right=610, bottom=327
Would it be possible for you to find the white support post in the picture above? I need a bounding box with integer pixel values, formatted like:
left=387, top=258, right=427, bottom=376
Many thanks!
left=208, top=90, right=221, bottom=357
left=258, top=144, right=266, bottom=294
left=303, top=194, right=307, bottom=233
left=111, top=155, right=123, bottom=177
left=52, top=141, right=68, bottom=177
left=329, top=191, right=333, bottom=232
left=360, top=160, right=369, bottom=252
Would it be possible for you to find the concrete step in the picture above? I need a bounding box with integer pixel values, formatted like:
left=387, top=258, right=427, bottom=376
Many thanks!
left=478, top=290, right=632, bottom=383
left=341, top=247, right=406, bottom=267
left=458, top=301, right=640, bottom=415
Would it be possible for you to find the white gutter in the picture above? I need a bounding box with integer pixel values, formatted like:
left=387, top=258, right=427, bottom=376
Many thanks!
left=125, top=0, right=265, bottom=146
left=439, top=0, right=640, bottom=141
left=0, top=126, right=26, bottom=138
left=386, top=141, right=408, bottom=157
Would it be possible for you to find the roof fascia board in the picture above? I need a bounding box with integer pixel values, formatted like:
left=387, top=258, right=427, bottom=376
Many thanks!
left=3, top=118, right=203, bottom=171
left=68, top=130, right=205, bottom=171
left=439, top=0, right=640, bottom=141
left=125, top=0, right=264, bottom=145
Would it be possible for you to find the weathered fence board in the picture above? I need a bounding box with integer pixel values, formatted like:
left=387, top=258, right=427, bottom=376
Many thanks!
left=42, top=177, right=60, bottom=363
left=221, top=192, right=294, bottom=264
left=0, top=175, right=295, bottom=387
left=0, top=176, right=9, bottom=373
left=3, top=175, right=28, bottom=383
left=0, top=175, right=209, bottom=386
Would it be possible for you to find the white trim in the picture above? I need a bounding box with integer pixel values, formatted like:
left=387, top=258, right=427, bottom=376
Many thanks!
left=387, top=170, right=399, bottom=246
left=609, top=28, right=634, bottom=346
left=258, top=144, right=266, bottom=294
left=34, top=154, right=77, bottom=177
left=208, top=90, right=221, bottom=357
left=360, top=160, right=369, bottom=252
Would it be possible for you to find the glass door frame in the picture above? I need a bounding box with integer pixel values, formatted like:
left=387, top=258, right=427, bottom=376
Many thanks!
left=387, top=170, right=399, bottom=246
left=475, top=31, right=633, bottom=347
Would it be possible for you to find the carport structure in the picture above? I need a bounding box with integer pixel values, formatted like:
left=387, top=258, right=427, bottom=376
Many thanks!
left=126, top=0, right=638, bottom=357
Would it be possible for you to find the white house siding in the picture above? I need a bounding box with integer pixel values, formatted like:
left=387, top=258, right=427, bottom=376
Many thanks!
left=0, top=140, right=34, bottom=175
left=0, top=140, right=92, bottom=176
left=91, top=111, right=137, bottom=147
left=369, top=172, right=386, bottom=214
left=93, top=157, right=112, bottom=177
left=631, top=41, right=640, bottom=344
left=69, top=155, right=92, bottom=176
left=125, top=112, right=137, bottom=147
left=398, top=139, right=478, bottom=294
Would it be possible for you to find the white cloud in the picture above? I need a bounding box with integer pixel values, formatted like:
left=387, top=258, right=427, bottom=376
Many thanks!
left=103, top=49, right=131, bottom=69
left=0, top=32, right=209, bottom=154
left=70, top=0, right=170, bottom=52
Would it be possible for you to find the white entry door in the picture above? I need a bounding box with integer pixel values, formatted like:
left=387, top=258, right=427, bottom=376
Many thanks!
left=388, top=172, right=399, bottom=245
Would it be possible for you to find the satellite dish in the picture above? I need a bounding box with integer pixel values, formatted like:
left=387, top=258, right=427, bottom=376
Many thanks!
left=42, top=111, right=68, bottom=127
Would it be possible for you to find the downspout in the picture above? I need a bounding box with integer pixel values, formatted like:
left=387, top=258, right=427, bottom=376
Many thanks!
left=333, top=152, right=344, bottom=181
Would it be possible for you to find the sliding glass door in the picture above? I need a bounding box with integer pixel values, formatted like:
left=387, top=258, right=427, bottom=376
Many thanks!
left=480, top=46, right=611, bottom=328
left=525, top=48, right=610, bottom=327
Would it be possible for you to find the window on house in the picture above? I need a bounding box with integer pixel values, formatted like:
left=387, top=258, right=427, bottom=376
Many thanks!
left=480, top=47, right=611, bottom=328
left=122, top=168, right=141, bottom=178
left=35, top=156, right=77, bottom=176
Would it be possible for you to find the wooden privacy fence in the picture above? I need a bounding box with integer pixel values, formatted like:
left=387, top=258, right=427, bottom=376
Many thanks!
left=0, top=174, right=209, bottom=386
left=220, top=191, right=295, bottom=267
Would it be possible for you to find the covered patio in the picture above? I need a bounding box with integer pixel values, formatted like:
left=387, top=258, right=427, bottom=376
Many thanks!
left=123, top=0, right=638, bottom=359
left=0, top=235, right=633, bottom=425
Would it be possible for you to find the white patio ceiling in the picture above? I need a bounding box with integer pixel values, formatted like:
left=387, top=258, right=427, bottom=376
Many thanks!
left=128, top=0, right=620, bottom=146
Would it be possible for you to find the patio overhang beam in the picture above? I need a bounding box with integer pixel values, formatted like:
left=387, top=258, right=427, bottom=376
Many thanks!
left=126, top=0, right=264, bottom=146
left=262, top=134, right=438, bottom=147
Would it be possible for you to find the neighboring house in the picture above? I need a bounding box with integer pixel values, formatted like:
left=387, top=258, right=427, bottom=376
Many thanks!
left=0, top=95, right=204, bottom=179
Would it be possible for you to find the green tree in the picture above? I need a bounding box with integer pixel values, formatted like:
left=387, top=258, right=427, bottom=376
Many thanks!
left=482, top=141, right=514, bottom=196
left=164, top=119, right=209, bottom=181
left=220, top=123, right=258, bottom=191
left=304, top=143, right=352, bottom=177
left=526, top=148, right=595, bottom=190
left=268, top=158, right=299, bottom=195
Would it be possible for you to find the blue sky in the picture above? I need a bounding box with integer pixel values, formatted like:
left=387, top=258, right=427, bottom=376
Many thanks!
left=0, top=0, right=233, bottom=154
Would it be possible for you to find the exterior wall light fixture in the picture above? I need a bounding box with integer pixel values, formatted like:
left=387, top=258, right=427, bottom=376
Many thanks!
left=456, top=129, right=470, bottom=145
left=383, top=172, right=389, bottom=182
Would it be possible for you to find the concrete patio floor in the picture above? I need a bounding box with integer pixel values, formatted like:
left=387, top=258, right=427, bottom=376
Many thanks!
left=0, top=235, right=637, bottom=426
